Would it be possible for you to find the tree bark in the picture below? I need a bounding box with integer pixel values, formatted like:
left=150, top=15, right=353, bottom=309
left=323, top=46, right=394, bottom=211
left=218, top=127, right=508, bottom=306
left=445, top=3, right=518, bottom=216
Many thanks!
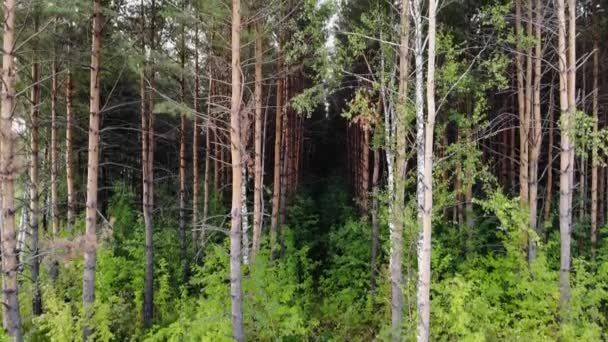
left=51, top=41, right=59, bottom=237
left=66, top=66, right=76, bottom=228
left=416, top=0, right=437, bottom=338
left=193, top=26, right=200, bottom=247
left=591, top=0, right=599, bottom=260
left=30, top=13, right=42, bottom=317
left=143, top=0, right=156, bottom=327
left=82, top=0, right=102, bottom=339
left=270, top=36, right=284, bottom=258
left=202, top=68, right=212, bottom=251
left=515, top=0, right=529, bottom=204
left=528, top=0, right=543, bottom=263
left=179, top=16, right=187, bottom=279
left=557, top=0, right=575, bottom=319
left=230, top=0, right=245, bottom=339
left=252, top=19, right=264, bottom=260
left=544, top=85, right=554, bottom=225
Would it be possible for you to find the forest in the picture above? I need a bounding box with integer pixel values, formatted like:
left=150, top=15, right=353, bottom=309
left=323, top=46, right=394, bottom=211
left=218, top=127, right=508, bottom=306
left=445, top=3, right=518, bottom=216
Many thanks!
left=0, top=0, right=606, bottom=340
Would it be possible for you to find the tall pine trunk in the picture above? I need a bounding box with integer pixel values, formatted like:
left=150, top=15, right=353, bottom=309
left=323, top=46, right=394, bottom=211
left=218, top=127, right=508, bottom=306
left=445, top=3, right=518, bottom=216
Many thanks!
left=82, top=1, right=102, bottom=338
left=270, top=34, right=284, bottom=258
left=51, top=43, right=59, bottom=237
left=252, top=19, right=264, bottom=260
left=591, top=0, right=599, bottom=259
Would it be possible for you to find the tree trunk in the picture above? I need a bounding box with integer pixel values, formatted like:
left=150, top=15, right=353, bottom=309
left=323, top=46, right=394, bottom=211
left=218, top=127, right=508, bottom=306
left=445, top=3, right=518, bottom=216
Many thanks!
left=51, top=43, right=59, bottom=237
left=270, top=38, right=284, bottom=258
left=82, top=1, right=102, bottom=339
left=544, top=85, right=554, bottom=225
left=416, top=0, right=436, bottom=339
left=30, top=13, right=42, bottom=317
left=192, top=26, right=200, bottom=247
left=557, top=0, right=574, bottom=319
left=202, top=68, right=212, bottom=251
left=143, top=0, right=156, bottom=327
left=515, top=0, right=529, bottom=204
left=528, top=0, right=543, bottom=263
left=230, top=0, right=245, bottom=339
left=252, top=19, right=264, bottom=260
left=591, top=0, right=599, bottom=259
left=179, top=19, right=187, bottom=279
left=66, top=66, right=76, bottom=228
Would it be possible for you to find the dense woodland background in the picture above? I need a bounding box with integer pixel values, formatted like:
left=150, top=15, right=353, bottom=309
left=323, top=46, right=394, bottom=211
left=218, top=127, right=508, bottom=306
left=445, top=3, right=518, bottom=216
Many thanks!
left=0, top=0, right=606, bottom=340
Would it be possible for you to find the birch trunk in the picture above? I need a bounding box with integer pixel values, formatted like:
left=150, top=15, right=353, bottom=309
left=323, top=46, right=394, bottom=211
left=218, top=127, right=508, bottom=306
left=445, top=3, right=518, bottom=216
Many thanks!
left=230, top=0, right=245, bottom=339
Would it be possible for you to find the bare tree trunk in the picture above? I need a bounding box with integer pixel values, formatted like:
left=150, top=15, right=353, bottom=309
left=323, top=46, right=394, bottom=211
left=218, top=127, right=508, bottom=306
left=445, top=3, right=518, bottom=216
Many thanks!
left=30, top=13, right=42, bottom=317
left=252, top=19, right=264, bottom=260
left=558, top=0, right=575, bottom=319
left=82, top=1, right=102, bottom=339
left=179, top=18, right=187, bottom=278
left=516, top=0, right=529, bottom=204
left=66, top=66, right=76, bottom=228
left=280, top=74, right=289, bottom=227
left=202, top=69, right=212, bottom=251
left=51, top=43, right=59, bottom=237
left=591, top=0, right=599, bottom=260
left=416, top=0, right=437, bottom=339
left=270, top=38, right=284, bottom=258
left=528, top=0, right=543, bottom=263
left=230, top=0, right=244, bottom=339
left=143, top=0, right=156, bottom=327
left=544, top=86, right=554, bottom=224
left=192, top=26, right=200, bottom=246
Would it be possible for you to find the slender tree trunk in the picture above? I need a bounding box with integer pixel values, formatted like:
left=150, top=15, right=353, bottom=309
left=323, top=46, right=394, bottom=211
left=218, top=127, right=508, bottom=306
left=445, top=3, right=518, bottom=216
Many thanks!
left=591, top=0, right=599, bottom=259
left=558, top=0, right=575, bottom=319
left=192, top=26, right=200, bottom=246
left=528, top=0, right=543, bottom=263
left=51, top=43, right=59, bottom=237
left=270, top=38, right=284, bottom=258
left=179, top=18, right=187, bottom=278
left=82, top=1, right=102, bottom=339
left=30, top=14, right=42, bottom=317
left=544, top=86, right=555, bottom=224
left=416, top=0, right=436, bottom=339
left=66, top=66, right=76, bottom=228
left=515, top=0, right=529, bottom=204
left=143, top=0, right=156, bottom=327
left=279, top=73, right=289, bottom=227
left=252, top=19, right=264, bottom=260
left=230, top=0, right=244, bottom=339
left=202, top=69, right=212, bottom=251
